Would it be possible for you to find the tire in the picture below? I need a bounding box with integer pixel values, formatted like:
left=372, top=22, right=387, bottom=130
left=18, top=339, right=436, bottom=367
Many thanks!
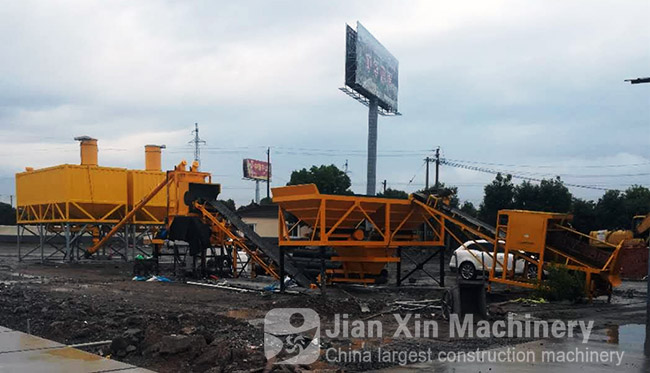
left=459, top=261, right=477, bottom=280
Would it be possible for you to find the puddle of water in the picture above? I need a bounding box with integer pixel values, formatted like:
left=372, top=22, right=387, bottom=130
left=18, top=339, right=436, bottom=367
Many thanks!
left=219, top=309, right=266, bottom=327
left=219, top=309, right=261, bottom=319
left=45, top=347, right=102, bottom=361
left=331, top=337, right=393, bottom=350
left=350, top=337, right=392, bottom=350
left=606, top=324, right=645, bottom=352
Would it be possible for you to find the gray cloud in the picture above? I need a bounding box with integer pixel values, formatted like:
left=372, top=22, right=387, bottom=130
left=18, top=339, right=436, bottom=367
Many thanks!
left=0, top=0, right=648, bottom=207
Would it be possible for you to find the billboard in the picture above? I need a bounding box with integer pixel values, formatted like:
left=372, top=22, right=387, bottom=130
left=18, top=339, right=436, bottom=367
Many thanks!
left=344, top=22, right=399, bottom=112
left=243, top=159, right=271, bottom=181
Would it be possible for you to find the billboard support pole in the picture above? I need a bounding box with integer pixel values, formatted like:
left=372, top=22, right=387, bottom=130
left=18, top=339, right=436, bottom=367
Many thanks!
left=366, top=97, right=378, bottom=195
left=255, top=180, right=260, bottom=204
left=266, top=147, right=271, bottom=200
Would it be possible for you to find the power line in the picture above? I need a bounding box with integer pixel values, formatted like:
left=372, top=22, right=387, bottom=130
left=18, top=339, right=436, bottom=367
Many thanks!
left=440, top=159, right=619, bottom=191
left=442, top=159, right=650, bottom=179
left=443, top=157, right=650, bottom=169
left=408, top=161, right=427, bottom=185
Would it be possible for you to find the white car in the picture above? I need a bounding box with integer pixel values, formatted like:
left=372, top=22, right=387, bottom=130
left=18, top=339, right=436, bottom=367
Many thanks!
left=448, top=240, right=538, bottom=280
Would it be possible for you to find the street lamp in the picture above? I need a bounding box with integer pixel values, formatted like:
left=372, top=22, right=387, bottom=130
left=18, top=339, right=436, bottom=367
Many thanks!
left=625, top=77, right=650, bottom=84
left=628, top=76, right=650, bottom=355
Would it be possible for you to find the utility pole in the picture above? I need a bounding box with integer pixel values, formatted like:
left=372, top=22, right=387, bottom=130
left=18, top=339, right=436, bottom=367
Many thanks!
left=382, top=180, right=387, bottom=194
left=189, top=123, right=206, bottom=169
left=435, top=146, right=440, bottom=189
left=424, top=157, right=431, bottom=191
left=344, top=160, right=349, bottom=175
left=266, top=147, right=271, bottom=200
left=9, top=195, right=13, bottom=208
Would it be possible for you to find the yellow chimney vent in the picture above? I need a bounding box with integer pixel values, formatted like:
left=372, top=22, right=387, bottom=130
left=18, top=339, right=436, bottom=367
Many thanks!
left=145, top=145, right=165, bottom=171
left=74, top=136, right=98, bottom=166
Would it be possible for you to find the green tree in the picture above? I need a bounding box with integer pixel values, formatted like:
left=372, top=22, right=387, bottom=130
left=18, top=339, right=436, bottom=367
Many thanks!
left=514, top=178, right=572, bottom=213
left=377, top=188, right=408, bottom=199
left=0, top=203, right=16, bottom=225
left=622, top=185, right=650, bottom=219
left=537, top=178, right=572, bottom=213
left=513, top=181, right=540, bottom=210
left=288, top=164, right=352, bottom=195
left=570, top=198, right=597, bottom=233
left=478, top=173, right=515, bottom=223
left=459, top=201, right=478, bottom=218
left=594, top=190, right=627, bottom=229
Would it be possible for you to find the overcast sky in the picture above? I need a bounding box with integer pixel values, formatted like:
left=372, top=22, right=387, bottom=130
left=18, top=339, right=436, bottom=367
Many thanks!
left=0, top=0, right=648, bottom=207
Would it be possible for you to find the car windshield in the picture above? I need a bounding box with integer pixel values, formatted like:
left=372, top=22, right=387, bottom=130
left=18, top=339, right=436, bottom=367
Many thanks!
left=466, top=243, right=494, bottom=252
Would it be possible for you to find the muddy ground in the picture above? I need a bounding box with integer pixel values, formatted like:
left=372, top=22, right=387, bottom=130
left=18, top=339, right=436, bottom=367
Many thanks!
left=0, top=245, right=646, bottom=372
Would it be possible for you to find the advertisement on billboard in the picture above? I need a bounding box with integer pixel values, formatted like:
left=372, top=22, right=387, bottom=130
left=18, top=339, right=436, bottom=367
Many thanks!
left=243, top=159, right=271, bottom=181
left=354, top=22, right=399, bottom=111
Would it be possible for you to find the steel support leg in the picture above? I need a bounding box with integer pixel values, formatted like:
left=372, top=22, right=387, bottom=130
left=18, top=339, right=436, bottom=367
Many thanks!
left=441, top=235, right=449, bottom=287
left=16, top=225, right=21, bottom=262
left=64, top=223, right=71, bottom=261
left=132, top=225, right=136, bottom=261
left=320, top=246, right=326, bottom=296
left=39, top=225, right=44, bottom=263
left=279, top=246, right=285, bottom=293
left=396, top=247, right=402, bottom=286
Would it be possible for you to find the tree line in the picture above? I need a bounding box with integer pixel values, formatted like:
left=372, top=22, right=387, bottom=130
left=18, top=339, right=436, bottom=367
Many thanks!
left=462, top=173, right=650, bottom=232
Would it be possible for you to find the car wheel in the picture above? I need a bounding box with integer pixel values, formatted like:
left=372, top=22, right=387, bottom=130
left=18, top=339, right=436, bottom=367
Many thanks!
left=459, top=261, right=476, bottom=280
left=526, top=265, right=538, bottom=280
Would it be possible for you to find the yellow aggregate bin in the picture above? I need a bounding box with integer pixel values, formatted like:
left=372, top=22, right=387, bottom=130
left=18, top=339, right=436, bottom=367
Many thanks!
left=127, top=170, right=167, bottom=224
left=16, top=164, right=128, bottom=223
left=167, top=170, right=212, bottom=218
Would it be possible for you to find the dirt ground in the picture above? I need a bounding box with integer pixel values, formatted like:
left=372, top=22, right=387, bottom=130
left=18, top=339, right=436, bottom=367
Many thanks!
left=0, top=244, right=646, bottom=372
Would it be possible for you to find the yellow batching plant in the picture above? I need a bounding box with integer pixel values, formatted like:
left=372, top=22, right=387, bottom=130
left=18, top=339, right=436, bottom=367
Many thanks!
left=14, top=138, right=304, bottom=284
left=16, top=137, right=167, bottom=261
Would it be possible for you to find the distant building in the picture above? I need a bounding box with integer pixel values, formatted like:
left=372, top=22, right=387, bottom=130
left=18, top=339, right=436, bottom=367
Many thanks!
left=237, top=203, right=309, bottom=240
left=237, top=204, right=279, bottom=238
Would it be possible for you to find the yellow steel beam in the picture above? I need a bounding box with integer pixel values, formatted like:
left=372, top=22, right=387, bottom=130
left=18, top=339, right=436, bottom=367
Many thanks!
left=99, top=204, right=125, bottom=221
left=70, top=202, right=95, bottom=221
left=388, top=209, right=414, bottom=242
left=54, top=204, right=65, bottom=220
left=358, top=203, right=385, bottom=240
left=490, top=277, right=536, bottom=289
left=326, top=202, right=358, bottom=237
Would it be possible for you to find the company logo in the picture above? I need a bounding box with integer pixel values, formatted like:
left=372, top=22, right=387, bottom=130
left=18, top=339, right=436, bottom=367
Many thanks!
left=264, top=308, right=320, bottom=365
left=263, top=309, right=600, bottom=366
